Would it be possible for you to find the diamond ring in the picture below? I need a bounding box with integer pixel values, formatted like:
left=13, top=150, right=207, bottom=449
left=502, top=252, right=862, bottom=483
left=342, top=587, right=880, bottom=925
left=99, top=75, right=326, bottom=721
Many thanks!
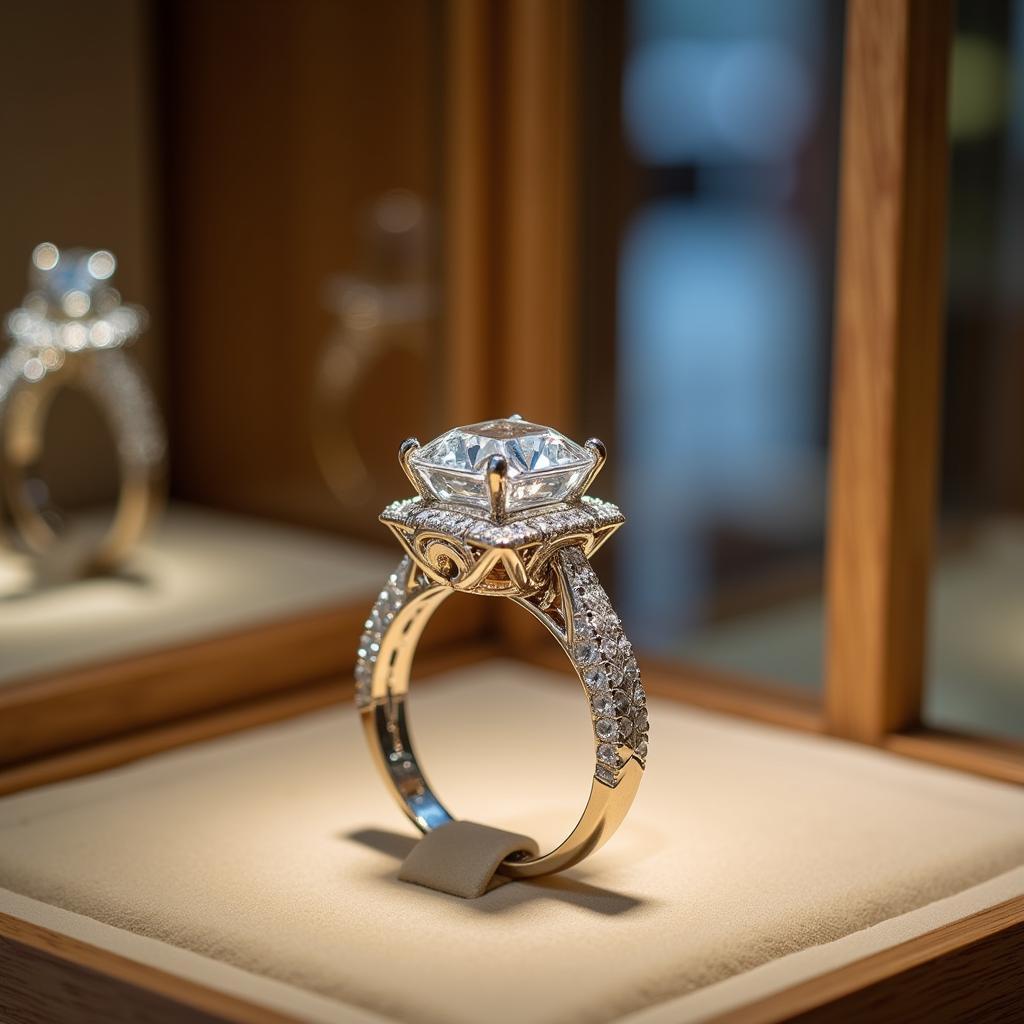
left=356, top=416, right=648, bottom=877
left=0, top=244, right=165, bottom=574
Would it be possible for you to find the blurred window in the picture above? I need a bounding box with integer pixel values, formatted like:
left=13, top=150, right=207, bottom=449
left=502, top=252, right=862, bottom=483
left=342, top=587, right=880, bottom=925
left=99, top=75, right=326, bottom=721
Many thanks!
left=601, top=0, right=844, bottom=689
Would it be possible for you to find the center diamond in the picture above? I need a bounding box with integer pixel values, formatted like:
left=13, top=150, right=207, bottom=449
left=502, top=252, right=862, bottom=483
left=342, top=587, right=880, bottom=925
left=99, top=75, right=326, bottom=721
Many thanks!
left=409, top=416, right=595, bottom=514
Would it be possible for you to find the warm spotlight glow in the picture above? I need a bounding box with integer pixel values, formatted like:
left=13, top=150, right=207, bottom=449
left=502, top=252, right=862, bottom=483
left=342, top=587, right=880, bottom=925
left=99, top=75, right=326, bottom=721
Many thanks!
left=31, top=242, right=59, bottom=271
left=61, top=289, right=91, bottom=318
left=87, top=249, right=117, bottom=280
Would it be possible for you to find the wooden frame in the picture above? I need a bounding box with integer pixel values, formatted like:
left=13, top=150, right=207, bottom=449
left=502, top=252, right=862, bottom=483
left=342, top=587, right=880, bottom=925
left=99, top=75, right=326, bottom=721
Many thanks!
left=824, top=0, right=951, bottom=744
left=823, top=0, right=1024, bottom=783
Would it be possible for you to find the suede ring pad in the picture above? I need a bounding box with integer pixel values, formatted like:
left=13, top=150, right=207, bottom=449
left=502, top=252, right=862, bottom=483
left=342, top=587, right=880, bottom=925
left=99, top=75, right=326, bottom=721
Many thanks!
left=399, top=820, right=540, bottom=898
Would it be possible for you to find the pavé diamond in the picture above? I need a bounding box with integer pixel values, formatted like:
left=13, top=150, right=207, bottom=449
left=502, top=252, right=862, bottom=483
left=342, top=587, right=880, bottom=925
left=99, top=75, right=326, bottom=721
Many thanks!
left=409, top=416, right=595, bottom=514
left=610, top=689, right=631, bottom=715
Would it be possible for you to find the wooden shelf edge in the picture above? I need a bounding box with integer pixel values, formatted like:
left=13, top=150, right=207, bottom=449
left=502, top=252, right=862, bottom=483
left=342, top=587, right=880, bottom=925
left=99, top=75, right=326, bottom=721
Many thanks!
left=883, top=729, right=1024, bottom=787
left=0, top=594, right=489, bottom=769
left=709, top=893, right=1024, bottom=1024
left=0, top=599, right=370, bottom=767
left=2, top=880, right=1020, bottom=1024
left=0, top=910, right=296, bottom=1024
left=0, top=641, right=494, bottom=798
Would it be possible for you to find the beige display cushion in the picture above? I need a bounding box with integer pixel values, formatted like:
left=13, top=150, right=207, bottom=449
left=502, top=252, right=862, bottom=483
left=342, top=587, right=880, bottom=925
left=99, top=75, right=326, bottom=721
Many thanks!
left=1, top=661, right=1023, bottom=1024
left=0, top=502, right=393, bottom=685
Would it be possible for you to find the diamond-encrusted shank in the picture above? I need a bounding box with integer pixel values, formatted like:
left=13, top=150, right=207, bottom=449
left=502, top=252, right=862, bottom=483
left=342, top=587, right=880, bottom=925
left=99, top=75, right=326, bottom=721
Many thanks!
left=559, top=546, right=649, bottom=786
left=357, top=545, right=648, bottom=791
left=355, top=556, right=414, bottom=709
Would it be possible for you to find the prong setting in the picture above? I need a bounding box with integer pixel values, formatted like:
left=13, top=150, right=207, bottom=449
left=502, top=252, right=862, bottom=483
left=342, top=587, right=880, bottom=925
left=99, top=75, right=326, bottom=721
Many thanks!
left=399, top=437, right=423, bottom=495
left=580, top=438, right=607, bottom=495
left=486, top=453, right=508, bottom=520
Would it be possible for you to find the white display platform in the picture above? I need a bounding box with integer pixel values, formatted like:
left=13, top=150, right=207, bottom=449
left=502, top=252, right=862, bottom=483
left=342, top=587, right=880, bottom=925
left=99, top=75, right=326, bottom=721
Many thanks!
left=0, top=503, right=394, bottom=685
left=1, top=661, right=1022, bottom=1023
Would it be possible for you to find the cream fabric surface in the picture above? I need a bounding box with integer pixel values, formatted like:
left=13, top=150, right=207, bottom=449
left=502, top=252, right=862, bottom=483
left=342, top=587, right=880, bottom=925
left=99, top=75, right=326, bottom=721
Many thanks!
left=1, top=661, right=1023, bottom=1024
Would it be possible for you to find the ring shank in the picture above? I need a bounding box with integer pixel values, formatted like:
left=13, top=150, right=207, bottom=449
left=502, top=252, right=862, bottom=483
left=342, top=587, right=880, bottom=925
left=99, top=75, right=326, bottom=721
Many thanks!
left=1, top=350, right=164, bottom=573
left=357, top=547, right=647, bottom=878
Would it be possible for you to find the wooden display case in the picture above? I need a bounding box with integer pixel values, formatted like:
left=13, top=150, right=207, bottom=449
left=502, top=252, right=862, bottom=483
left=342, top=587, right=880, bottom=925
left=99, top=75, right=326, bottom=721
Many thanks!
left=1, top=1, right=1022, bottom=1021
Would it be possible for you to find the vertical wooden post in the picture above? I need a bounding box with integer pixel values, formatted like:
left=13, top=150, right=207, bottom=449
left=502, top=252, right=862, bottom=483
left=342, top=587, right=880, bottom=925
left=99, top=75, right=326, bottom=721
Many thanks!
left=443, top=0, right=579, bottom=430
left=499, top=0, right=579, bottom=430
left=825, top=0, right=952, bottom=742
left=443, top=0, right=579, bottom=649
left=443, top=0, right=497, bottom=424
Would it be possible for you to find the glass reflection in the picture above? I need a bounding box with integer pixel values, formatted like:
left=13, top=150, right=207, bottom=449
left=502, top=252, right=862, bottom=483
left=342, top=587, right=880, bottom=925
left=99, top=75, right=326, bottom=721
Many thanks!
left=609, top=0, right=841, bottom=686
left=926, top=0, right=1024, bottom=739
left=312, top=190, right=434, bottom=516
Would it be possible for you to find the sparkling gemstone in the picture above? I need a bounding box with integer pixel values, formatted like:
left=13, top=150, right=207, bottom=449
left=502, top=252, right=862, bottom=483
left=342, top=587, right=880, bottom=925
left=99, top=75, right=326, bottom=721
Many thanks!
left=609, top=689, right=631, bottom=715
left=573, top=621, right=596, bottom=644
left=636, top=740, right=649, bottom=760
left=597, top=743, right=618, bottom=765
left=595, top=718, right=618, bottom=742
left=595, top=765, right=616, bottom=786
left=584, top=667, right=608, bottom=690
left=354, top=662, right=371, bottom=684
left=592, top=693, right=615, bottom=716
left=409, top=417, right=595, bottom=514
left=600, top=638, right=623, bottom=663
left=602, top=664, right=624, bottom=689
left=574, top=641, right=599, bottom=666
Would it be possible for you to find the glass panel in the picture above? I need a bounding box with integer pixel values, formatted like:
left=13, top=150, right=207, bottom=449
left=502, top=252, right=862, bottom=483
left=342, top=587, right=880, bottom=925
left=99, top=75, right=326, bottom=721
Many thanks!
left=925, top=0, right=1024, bottom=740
left=0, top=3, right=442, bottom=690
left=582, top=0, right=845, bottom=691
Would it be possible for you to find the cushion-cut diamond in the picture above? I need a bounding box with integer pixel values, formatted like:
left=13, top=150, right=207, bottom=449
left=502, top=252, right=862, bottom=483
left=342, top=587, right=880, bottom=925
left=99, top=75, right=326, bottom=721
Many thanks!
left=409, top=416, right=595, bottom=514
